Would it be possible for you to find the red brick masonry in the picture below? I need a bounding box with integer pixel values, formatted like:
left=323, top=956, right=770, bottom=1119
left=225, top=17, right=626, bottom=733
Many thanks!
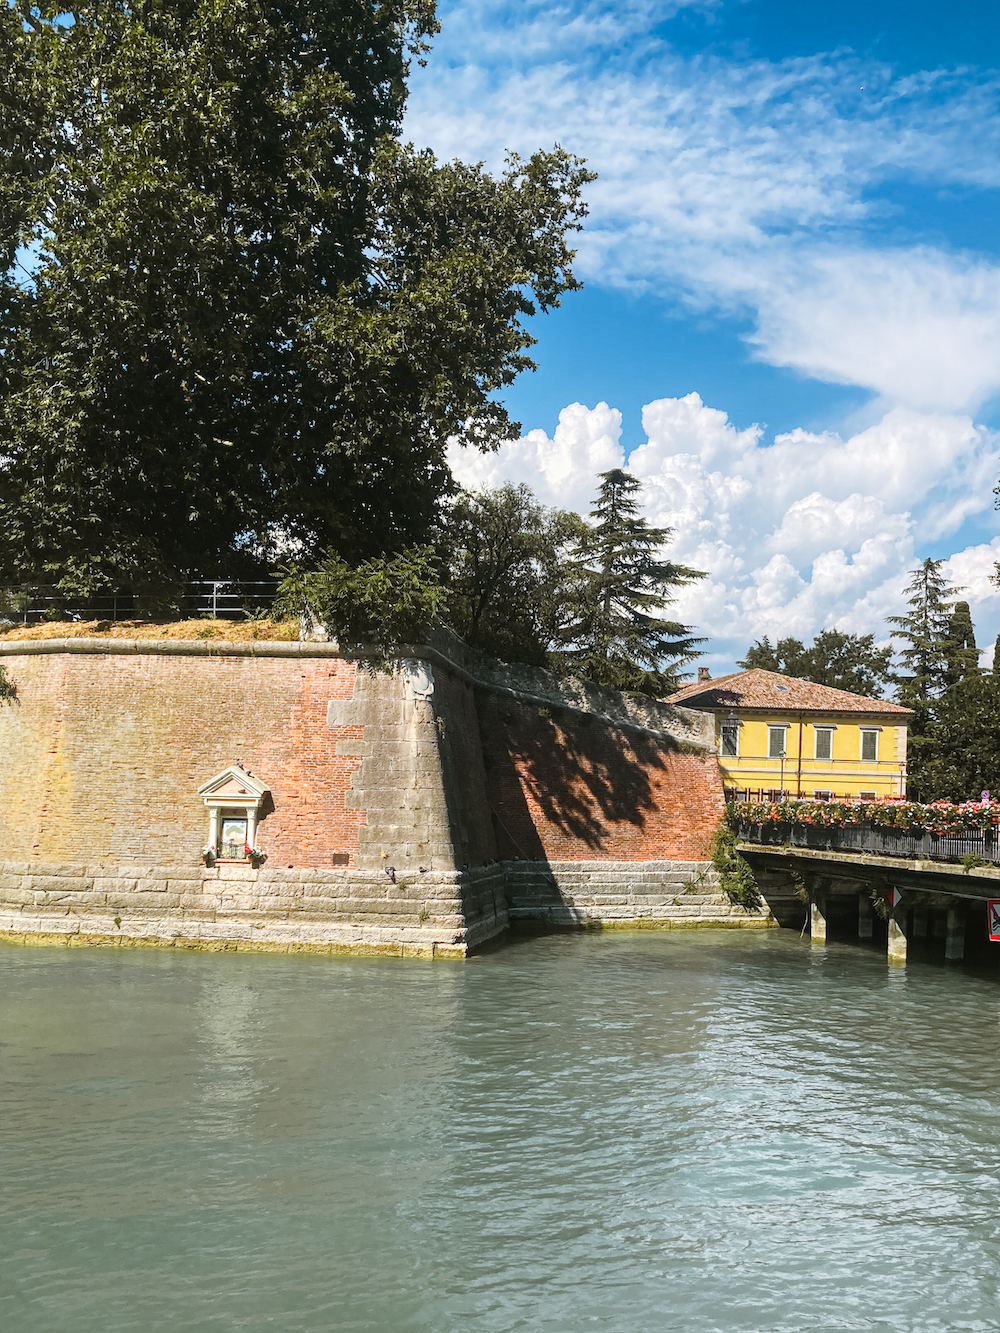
left=479, top=692, right=725, bottom=862
left=0, top=640, right=731, bottom=954
left=0, top=652, right=366, bottom=868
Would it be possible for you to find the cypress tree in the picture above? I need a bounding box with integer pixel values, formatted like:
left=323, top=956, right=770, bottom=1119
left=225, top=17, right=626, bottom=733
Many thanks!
left=944, top=600, right=980, bottom=685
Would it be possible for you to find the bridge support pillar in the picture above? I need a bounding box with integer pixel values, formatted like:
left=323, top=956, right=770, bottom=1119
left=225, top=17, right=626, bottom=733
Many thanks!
left=945, top=909, right=965, bottom=962
left=810, top=897, right=827, bottom=944
left=887, top=912, right=907, bottom=964
left=913, top=907, right=928, bottom=938
left=858, top=894, right=873, bottom=939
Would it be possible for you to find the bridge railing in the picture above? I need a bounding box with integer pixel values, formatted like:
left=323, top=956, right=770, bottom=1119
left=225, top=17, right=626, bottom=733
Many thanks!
left=737, top=821, right=1000, bottom=866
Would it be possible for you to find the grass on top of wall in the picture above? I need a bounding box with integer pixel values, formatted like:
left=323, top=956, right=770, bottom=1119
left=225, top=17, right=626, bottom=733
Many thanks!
left=0, top=619, right=300, bottom=642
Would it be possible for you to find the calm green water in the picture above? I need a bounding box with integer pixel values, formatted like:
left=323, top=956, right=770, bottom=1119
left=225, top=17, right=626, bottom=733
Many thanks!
left=3, top=930, right=1000, bottom=1332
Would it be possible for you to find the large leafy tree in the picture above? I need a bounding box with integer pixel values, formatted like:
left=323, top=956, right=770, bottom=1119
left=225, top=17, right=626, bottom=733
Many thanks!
left=739, top=630, right=893, bottom=697
left=440, top=484, right=587, bottom=667
left=563, top=469, right=704, bottom=696
left=0, top=0, right=593, bottom=599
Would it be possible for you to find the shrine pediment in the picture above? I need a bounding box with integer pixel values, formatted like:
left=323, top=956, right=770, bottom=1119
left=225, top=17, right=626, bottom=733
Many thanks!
left=198, top=764, right=270, bottom=807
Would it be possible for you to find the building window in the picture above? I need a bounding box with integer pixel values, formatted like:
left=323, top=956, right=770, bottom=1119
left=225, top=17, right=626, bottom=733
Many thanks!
left=813, top=790, right=832, bottom=801
left=721, top=720, right=739, bottom=756
left=768, top=726, right=788, bottom=758
left=859, top=791, right=877, bottom=800
left=814, top=728, right=833, bottom=760
left=861, top=730, right=879, bottom=762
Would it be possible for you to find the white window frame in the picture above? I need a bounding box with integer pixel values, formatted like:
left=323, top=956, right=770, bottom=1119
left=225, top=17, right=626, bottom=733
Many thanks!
left=813, top=789, right=832, bottom=802
left=814, top=727, right=835, bottom=761
left=768, top=724, right=789, bottom=759
left=860, top=729, right=879, bottom=762
left=720, top=719, right=740, bottom=758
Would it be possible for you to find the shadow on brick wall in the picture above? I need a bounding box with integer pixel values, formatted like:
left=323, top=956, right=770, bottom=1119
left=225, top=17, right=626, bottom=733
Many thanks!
left=478, top=692, right=682, bottom=858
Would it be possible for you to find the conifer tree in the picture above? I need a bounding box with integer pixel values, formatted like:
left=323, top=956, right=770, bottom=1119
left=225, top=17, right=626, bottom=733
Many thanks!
left=886, top=559, right=960, bottom=706
left=886, top=558, right=962, bottom=799
left=944, top=600, right=980, bottom=685
left=563, top=469, right=704, bottom=696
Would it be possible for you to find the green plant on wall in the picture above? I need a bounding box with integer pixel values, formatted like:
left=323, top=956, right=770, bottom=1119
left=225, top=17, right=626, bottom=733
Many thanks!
left=0, top=665, right=16, bottom=704
left=711, top=819, right=762, bottom=913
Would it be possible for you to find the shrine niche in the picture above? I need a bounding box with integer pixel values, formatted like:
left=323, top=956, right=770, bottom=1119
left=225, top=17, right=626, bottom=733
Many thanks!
left=197, top=763, right=271, bottom=862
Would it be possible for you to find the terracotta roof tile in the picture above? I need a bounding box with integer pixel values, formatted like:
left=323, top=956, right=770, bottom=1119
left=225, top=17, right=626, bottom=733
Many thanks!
left=670, top=668, right=913, bottom=717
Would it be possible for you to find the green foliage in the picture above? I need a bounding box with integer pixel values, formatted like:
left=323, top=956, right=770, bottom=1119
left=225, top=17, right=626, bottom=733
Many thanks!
left=886, top=561, right=975, bottom=800
left=918, top=671, right=1000, bottom=802
left=440, top=484, right=588, bottom=667
left=739, top=629, right=893, bottom=697
left=0, top=665, right=16, bottom=704
left=275, top=548, right=446, bottom=651
left=887, top=558, right=960, bottom=706
left=711, top=819, right=762, bottom=913
left=0, top=1, right=593, bottom=595
left=962, top=853, right=986, bottom=874
left=561, top=469, right=705, bottom=696
left=944, top=601, right=980, bottom=686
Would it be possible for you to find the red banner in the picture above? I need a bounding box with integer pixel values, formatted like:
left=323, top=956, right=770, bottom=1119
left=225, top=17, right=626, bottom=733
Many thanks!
left=988, top=900, right=1000, bottom=943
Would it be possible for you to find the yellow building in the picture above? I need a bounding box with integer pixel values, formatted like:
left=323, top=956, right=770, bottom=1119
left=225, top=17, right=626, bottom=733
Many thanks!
left=670, top=668, right=913, bottom=802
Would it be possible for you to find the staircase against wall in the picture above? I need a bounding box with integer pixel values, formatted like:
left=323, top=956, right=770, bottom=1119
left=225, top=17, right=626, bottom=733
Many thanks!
left=503, top=860, right=775, bottom=929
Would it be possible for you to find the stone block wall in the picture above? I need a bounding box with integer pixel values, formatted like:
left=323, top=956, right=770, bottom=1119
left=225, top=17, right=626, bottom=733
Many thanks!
left=503, top=860, right=773, bottom=929
left=0, top=859, right=508, bottom=959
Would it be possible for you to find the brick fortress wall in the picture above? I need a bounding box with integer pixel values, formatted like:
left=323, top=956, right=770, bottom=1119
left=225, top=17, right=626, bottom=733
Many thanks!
left=0, top=648, right=365, bottom=868
left=0, top=637, right=756, bottom=955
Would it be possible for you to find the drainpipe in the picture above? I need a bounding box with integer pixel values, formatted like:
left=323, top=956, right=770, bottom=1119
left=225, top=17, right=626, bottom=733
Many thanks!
left=796, top=713, right=804, bottom=797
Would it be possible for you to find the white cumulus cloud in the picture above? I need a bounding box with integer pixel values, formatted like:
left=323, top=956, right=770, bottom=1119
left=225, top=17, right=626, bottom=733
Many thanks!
left=448, top=394, right=1000, bottom=672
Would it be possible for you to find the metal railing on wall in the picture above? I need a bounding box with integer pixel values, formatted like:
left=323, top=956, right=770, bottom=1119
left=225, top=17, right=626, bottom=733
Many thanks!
left=0, top=581, right=280, bottom=624
left=738, top=820, right=1000, bottom=867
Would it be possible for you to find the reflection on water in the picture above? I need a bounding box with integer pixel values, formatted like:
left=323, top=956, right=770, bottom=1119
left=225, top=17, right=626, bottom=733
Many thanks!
left=2, top=931, right=1000, bottom=1331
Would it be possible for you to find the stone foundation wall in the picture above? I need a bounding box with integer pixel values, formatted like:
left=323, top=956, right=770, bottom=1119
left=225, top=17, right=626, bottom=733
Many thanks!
left=0, top=859, right=510, bottom=959
left=503, top=860, right=775, bottom=929
left=0, top=856, right=769, bottom=956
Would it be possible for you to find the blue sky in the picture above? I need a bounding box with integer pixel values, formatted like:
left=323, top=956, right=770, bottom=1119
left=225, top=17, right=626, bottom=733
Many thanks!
left=406, top=0, right=1000, bottom=676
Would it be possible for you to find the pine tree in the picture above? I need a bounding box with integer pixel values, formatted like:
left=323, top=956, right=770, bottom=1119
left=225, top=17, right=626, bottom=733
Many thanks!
left=563, top=469, right=705, bottom=696
left=886, top=559, right=960, bottom=706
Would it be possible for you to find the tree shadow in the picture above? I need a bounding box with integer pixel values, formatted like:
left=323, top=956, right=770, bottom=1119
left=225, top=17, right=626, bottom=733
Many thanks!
left=476, top=689, right=682, bottom=858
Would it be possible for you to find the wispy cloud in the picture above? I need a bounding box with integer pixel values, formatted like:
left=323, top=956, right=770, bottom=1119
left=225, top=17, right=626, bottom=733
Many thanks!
left=408, top=3, right=1000, bottom=412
